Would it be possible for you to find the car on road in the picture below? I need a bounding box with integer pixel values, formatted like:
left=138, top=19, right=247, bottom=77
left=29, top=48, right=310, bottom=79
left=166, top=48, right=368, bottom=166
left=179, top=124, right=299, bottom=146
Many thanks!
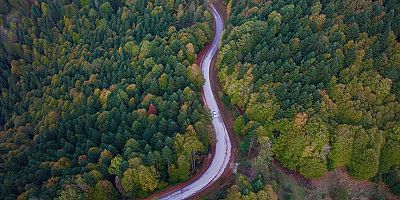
left=159, top=5, right=231, bottom=200
left=212, top=110, right=218, bottom=118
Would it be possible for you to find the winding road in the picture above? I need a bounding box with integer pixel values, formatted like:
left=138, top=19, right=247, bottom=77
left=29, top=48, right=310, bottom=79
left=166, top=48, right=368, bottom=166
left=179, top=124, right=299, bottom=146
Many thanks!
left=159, top=4, right=232, bottom=200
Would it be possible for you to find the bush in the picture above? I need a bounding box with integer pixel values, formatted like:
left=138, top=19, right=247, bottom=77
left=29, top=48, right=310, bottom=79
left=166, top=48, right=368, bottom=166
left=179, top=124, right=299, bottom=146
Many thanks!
left=383, top=170, right=400, bottom=195
left=333, top=188, right=348, bottom=200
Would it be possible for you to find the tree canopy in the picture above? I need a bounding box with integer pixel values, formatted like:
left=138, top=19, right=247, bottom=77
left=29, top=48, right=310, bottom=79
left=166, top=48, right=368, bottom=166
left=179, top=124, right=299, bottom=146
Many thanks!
left=218, top=0, right=400, bottom=183
left=0, top=0, right=213, bottom=199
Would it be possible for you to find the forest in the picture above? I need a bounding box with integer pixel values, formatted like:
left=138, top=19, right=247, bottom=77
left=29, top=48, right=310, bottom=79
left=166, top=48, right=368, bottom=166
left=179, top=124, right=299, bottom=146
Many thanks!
left=0, top=0, right=214, bottom=199
left=1, top=0, right=400, bottom=199
left=217, top=0, right=400, bottom=198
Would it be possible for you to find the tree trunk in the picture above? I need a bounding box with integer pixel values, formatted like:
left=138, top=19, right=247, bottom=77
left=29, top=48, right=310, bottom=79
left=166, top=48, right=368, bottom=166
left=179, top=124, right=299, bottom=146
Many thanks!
left=191, top=152, right=196, bottom=172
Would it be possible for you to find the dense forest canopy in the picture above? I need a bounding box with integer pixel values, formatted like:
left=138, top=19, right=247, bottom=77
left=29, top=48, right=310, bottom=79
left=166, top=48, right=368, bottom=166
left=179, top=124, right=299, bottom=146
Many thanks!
left=0, top=0, right=214, bottom=199
left=218, top=0, right=400, bottom=195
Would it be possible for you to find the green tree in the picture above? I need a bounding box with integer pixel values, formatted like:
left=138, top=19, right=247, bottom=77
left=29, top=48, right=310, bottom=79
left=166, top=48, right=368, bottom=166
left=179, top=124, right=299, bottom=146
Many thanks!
left=88, top=180, right=118, bottom=200
left=380, top=125, right=400, bottom=173
left=268, top=11, right=282, bottom=25
left=329, top=125, right=357, bottom=168
left=0, top=0, right=213, bottom=198
left=0, top=0, right=10, bottom=14
left=256, top=185, right=278, bottom=200
left=135, top=165, right=159, bottom=192
left=121, top=168, right=139, bottom=197
left=174, top=125, right=205, bottom=170
left=100, top=2, right=114, bottom=17
left=187, top=64, right=205, bottom=89
left=168, top=155, right=190, bottom=182
left=252, top=136, right=273, bottom=178
left=108, top=155, right=123, bottom=176
left=59, top=185, right=86, bottom=200
left=162, top=146, right=173, bottom=165
left=123, top=41, right=140, bottom=58
left=80, top=0, right=89, bottom=7
left=349, top=128, right=384, bottom=180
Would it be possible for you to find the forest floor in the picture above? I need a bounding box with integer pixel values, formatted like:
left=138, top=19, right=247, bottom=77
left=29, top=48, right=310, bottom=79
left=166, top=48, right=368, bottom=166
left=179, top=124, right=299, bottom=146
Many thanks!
left=271, top=160, right=399, bottom=200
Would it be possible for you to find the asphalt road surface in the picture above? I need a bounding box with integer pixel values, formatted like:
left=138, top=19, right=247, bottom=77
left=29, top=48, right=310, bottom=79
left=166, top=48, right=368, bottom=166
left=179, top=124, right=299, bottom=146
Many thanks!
left=159, top=4, right=232, bottom=200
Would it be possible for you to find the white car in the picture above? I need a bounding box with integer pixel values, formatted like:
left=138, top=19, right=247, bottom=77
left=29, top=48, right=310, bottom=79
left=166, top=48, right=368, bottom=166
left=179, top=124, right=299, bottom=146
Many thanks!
left=212, top=110, right=218, bottom=118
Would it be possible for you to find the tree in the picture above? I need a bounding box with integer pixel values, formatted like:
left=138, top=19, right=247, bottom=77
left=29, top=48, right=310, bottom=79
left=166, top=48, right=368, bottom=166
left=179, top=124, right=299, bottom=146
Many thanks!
left=0, top=0, right=213, bottom=198
left=168, top=155, right=190, bottom=182
left=186, top=43, right=196, bottom=63
left=159, top=73, right=169, bottom=90
left=135, top=165, right=159, bottom=192
left=224, top=185, right=243, bottom=200
left=139, top=40, right=152, bottom=59
left=252, top=136, right=273, bottom=178
left=349, top=128, right=383, bottom=180
left=222, top=67, right=253, bottom=108
left=187, top=64, right=205, bottom=89
left=245, top=92, right=279, bottom=123
left=123, top=41, right=140, bottom=58
left=88, top=180, right=118, bottom=200
left=100, top=2, right=114, bottom=17
left=273, top=117, right=328, bottom=178
left=329, top=125, right=357, bottom=168
left=64, top=4, right=78, bottom=18
left=121, top=157, right=159, bottom=194
left=226, top=185, right=242, bottom=200
left=122, top=164, right=158, bottom=196
left=300, top=157, right=327, bottom=178
left=0, top=0, right=10, bottom=14
left=174, top=125, right=205, bottom=170
left=59, top=185, right=86, bottom=200
left=333, top=188, right=348, bottom=200
left=162, top=146, right=173, bottom=165
left=380, top=125, right=400, bottom=173
left=268, top=11, right=282, bottom=25
left=218, top=0, right=400, bottom=187
left=121, top=168, right=139, bottom=197
left=166, top=0, right=174, bottom=11
left=41, top=2, right=49, bottom=17
left=80, top=0, right=89, bottom=7
left=109, top=155, right=123, bottom=176
left=256, top=185, right=278, bottom=200
left=194, top=121, right=211, bottom=146
left=234, top=116, right=246, bottom=135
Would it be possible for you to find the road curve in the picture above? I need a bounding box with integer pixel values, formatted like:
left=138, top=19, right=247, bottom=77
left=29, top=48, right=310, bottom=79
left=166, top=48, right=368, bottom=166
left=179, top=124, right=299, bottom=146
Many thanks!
left=159, top=4, right=232, bottom=200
